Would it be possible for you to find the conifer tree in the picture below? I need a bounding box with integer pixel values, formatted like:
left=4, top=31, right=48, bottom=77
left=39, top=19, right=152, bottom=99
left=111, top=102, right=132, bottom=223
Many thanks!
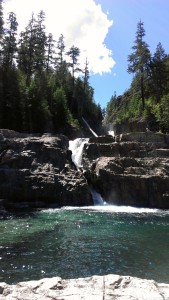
left=55, top=34, right=68, bottom=87
left=2, top=12, right=18, bottom=68
left=66, top=45, right=81, bottom=87
left=128, top=21, right=150, bottom=109
left=34, top=10, right=46, bottom=74
left=150, top=42, right=167, bottom=102
left=83, top=57, right=89, bottom=90
left=56, top=34, right=65, bottom=67
left=18, top=12, right=47, bottom=80
left=45, top=33, right=55, bottom=72
left=0, top=0, right=4, bottom=125
left=0, top=0, right=4, bottom=43
left=17, top=13, right=36, bottom=81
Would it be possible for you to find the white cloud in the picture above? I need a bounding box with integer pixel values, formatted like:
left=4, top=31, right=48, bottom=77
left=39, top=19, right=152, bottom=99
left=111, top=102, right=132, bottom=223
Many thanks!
left=3, top=0, right=115, bottom=74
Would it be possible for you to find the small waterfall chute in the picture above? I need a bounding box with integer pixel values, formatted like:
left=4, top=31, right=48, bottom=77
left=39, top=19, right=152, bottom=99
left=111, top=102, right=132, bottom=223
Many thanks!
left=90, top=188, right=107, bottom=206
left=82, top=117, right=98, bottom=137
left=69, top=138, right=89, bottom=168
left=108, top=130, right=115, bottom=137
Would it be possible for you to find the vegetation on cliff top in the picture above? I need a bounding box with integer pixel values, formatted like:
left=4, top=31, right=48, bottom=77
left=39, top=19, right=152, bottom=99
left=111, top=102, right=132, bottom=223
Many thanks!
left=104, top=21, right=169, bottom=133
left=0, top=1, right=103, bottom=133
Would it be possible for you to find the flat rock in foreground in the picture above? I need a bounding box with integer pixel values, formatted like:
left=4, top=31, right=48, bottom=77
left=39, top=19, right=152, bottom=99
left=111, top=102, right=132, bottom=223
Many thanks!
left=0, top=274, right=169, bottom=300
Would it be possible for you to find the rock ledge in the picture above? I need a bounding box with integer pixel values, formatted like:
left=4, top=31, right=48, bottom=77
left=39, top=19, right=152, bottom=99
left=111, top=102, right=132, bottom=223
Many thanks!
left=0, top=274, right=169, bottom=300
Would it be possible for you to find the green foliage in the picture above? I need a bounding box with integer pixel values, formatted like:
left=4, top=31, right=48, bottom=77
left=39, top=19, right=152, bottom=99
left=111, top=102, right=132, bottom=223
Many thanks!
left=128, top=94, right=143, bottom=118
left=2, top=12, right=18, bottom=68
left=27, top=75, right=51, bottom=132
left=105, top=21, right=169, bottom=133
left=52, top=88, right=73, bottom=129
left=152, top=94, right=169, bottom=132
left=128, top=21, right=150, bottom=109
left=0, top=68, right=23, bottom=130
left=0, top=8, right=102, bottom=133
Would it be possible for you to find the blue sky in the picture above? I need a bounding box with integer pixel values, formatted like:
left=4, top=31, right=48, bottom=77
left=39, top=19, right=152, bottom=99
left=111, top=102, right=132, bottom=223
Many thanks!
left=90, top=0, right=169, bottom=108
left=4, top=0, right=169, bottom=109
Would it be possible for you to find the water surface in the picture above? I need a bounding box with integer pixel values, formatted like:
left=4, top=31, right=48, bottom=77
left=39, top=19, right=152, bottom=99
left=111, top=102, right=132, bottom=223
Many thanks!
left=1, top=206, right=169, bottom=284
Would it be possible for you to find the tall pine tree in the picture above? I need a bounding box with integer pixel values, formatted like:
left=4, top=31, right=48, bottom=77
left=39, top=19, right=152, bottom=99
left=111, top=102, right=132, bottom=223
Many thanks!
left=2, top=12, right=18, bottom=69
left=128, top=21, right=150, bottom=109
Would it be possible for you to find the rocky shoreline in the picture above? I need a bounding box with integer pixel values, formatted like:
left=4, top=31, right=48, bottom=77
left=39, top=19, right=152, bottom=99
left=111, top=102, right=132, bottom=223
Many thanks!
left=0, top=129, right=169, bottom=210
left=1, top=129, right=169, bottom=298
left=0, top=274, right=169, bottom=299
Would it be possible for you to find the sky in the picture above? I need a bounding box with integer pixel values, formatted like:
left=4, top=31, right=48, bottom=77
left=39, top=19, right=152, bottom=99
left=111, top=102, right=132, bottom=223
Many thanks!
left=3, top=0, right=169, bottom=109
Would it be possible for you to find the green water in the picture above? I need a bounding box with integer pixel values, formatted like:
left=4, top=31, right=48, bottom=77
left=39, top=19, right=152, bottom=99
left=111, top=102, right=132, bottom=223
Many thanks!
left=1, top=206, right=169, bottom=284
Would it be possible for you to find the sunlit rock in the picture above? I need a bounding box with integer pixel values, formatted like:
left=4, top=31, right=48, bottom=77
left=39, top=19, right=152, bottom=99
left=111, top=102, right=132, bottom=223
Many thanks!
left=0, top=274, right=169, bottom=299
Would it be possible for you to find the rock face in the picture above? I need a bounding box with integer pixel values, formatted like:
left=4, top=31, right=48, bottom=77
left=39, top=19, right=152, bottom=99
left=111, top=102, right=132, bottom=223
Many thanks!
left=83, top=132, right=169, bottom=208
left=0, top=130, right=92, bottom=208
left=0, top=274, right=169, bottom=300
left=1, top=129, right=169, bottom=209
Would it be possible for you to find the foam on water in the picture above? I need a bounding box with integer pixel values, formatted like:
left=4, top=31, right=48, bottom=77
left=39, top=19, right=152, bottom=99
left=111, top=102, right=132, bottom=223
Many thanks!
left=42, top=205, right=168, bottom=215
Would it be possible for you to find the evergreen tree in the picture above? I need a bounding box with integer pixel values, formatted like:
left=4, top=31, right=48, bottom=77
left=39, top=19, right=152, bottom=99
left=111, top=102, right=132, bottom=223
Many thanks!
left=56, top=34, right=65, bottom=67
left=66, top=45, right=81, bottom=87
left=0, top=0, right=4, bottom=45
left=73, top=77, right=85, bottom=117
left=83, top=57, right=89, bottom=90
left=2, top=12, right=18, bottom=69
left=17, top=13, right=37, bottom=82
left=66, top=45, right=81, bottom=111
left=45, top=33, right=55, bottom=73
left=18, top=12, right=47, bottom=80
left=150, top=42, right=167, bottom=102
left=55, top=34, right=68, bottom=87
left=27, top=74, right=51, bottom=132
left=52, top=88, right=72, bottom=129
left=0, top=0, right=4, bottom=123
left=128, top=21, right=150, bottom=109
left=34, top=10, right=46, bottom=74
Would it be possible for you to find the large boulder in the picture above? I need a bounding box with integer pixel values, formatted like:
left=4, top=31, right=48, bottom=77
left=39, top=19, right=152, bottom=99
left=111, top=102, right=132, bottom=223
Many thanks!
left=0, top=131, right=92, bottom=208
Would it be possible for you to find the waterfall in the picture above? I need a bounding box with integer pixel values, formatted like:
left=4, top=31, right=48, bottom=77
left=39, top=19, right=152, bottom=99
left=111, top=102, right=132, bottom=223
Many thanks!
left=69, top=138, right=89, bottom=168
left=90, top=188, right=106, bottom=206
left=69, top=138, right=107, bottom=206
left=108, top=130, right=115, bottom=137
left=82, top=117, right=98, bottom=137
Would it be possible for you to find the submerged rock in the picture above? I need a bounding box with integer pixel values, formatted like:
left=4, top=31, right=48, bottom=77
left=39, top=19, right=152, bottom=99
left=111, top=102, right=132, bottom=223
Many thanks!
left=0, top=274, right=169, bottom=299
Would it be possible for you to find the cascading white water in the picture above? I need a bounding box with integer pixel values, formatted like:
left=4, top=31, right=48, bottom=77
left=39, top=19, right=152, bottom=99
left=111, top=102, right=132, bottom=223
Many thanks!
left=82, top=117, right=98, bottom=137
left=69, top=138, right=89, bottom=168
left=69, top=138, right=107, bottom=205
left=108, top=130, right=115, bottom=137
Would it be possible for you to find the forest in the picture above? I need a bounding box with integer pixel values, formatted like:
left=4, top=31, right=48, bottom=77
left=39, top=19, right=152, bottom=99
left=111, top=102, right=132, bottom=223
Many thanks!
left=104, top=21, right=169, bottom=133
left=0, top=0, right=102, bottom=133
left=1, top=0, right=169, bottom=135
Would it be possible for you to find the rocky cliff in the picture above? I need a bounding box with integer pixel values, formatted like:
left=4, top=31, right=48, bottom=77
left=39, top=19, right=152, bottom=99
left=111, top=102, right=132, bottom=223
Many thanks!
left=83, top=132, right=169, bottom=208
left=0, top=274, right=169, bottom=300
left=0, top=129, right=92, bottom=210
left=1, top=129, right=169, bottom=210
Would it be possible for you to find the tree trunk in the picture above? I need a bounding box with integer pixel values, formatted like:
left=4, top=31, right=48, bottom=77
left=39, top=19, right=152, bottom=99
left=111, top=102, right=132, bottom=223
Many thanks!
left=140, top=72, right=145, bottom=110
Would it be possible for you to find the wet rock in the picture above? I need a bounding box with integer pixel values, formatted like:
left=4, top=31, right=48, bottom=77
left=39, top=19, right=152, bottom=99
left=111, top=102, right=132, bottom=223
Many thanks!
left=0, top=131, right=92, bottom=207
